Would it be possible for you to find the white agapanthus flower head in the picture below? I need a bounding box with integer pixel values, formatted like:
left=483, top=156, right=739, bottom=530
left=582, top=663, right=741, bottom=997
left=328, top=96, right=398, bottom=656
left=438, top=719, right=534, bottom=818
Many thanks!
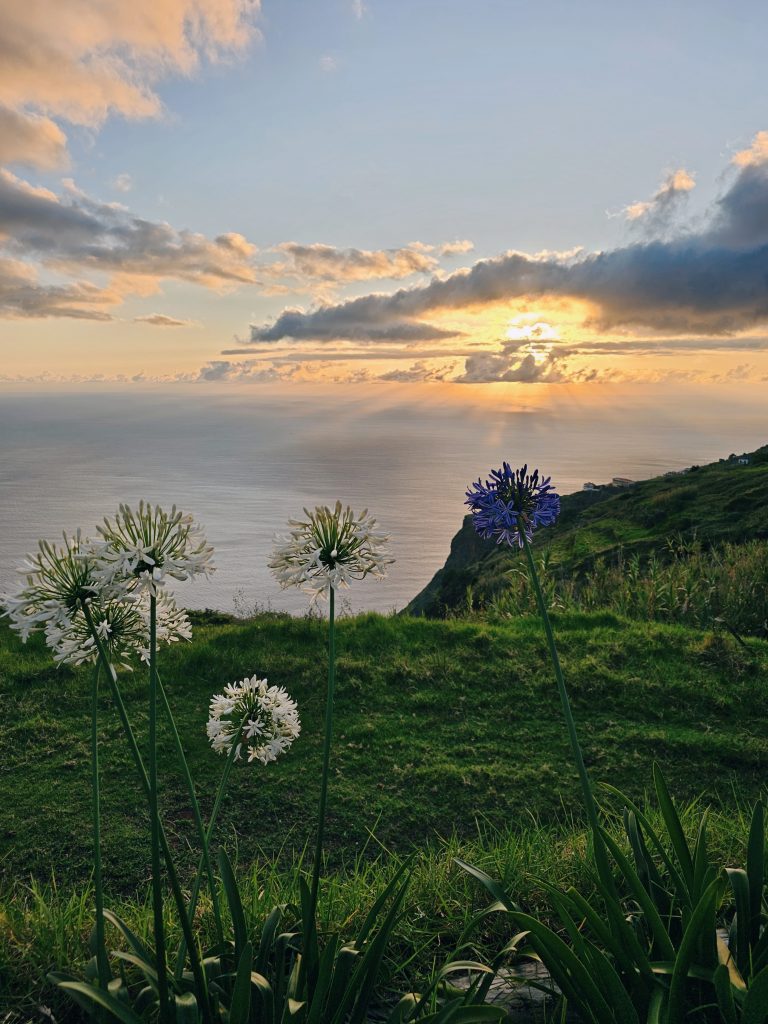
left=207, top=675, right=300, bottom=765
left=90, top=501, right=215, bottom=596
left=45, top=591, right=192, bottom=668
left=2, top=531, right=97, bottom=642
left=269, top=501, right=392, bottom=602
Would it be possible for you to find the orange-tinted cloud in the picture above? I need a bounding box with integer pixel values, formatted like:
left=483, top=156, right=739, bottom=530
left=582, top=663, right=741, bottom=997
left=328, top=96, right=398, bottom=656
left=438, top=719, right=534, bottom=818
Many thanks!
left=0, top=0, right=258, bottom=165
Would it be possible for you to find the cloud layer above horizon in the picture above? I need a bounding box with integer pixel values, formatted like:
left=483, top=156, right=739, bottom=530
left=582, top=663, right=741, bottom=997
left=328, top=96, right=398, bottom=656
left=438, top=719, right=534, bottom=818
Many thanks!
left=249, top=133, right=768, bottom=345
left=2, top=0, right=768, bottom=388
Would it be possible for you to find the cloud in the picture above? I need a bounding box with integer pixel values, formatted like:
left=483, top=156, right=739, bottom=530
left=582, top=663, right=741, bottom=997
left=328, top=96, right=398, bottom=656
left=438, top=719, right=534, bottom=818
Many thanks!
left=0, top=170, right=259, bottom=317
left=248, top=132, right=768, bottom=342
left=378, top=360, right=455, bottom=383
left=0, top=256, right=117, bottom=319
left=622, top=168, right=695, bottom=227
left=732, top=131, right=768, bottom=168
left=319, top=55, right=338, bottom=73
left=251, top=306, right=461, bottom=342
left=0, top=166, right=474, bottom=321
left=439, top=239, right=474, bottom=256
left=270, top=241, right=439, bottom=283
left=133, top=313, right=198, bottom=327
left=456, top=343, right=570, bottom=383
left=0, top=106, right=68, bottom=169
left=351, top=0, right=367, bottom=19
left=194, top=359, right=300, bottom=382
left=113, top=173, right=133, bottom=193
left=0, top=0, right=258, bottom=164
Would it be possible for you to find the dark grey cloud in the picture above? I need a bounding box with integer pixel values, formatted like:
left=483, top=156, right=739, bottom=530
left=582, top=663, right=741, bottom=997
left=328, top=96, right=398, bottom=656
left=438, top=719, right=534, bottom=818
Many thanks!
left=248, top=141, right=768, bottom=343
left=251, top=307, right=461, bottom=342
left=0, top=170, right=258, bottom=288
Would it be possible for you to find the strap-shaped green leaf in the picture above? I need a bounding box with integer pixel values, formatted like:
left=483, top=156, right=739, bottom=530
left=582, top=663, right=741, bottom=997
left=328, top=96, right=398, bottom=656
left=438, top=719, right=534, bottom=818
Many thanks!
left=173, top=992, right=200, bottom=1024
left=666, top=876, right=720, bottom=1024
left=250, top=970, right=275, bottom=1024
left=103, top=909, right=156, bottom=973
left=356, top=858, right=411, bottom=945
left=601, top=783, right=688, bottom=903
left=599, top=828, right=675, bottom=962
left=55, top=980, right=146, bottom=1024
left=653, top=765, right=695, bottom=894
left=508, top=911, right=617, bottom=1024
left=256, top=905, right=285, bottom=976
left=713, top=962, right=738, bottom=1024
left=453, top=859, right=511, bottom=908
left=228, top=941, right=253, bottom=1024
left=726, top=868, right=752, bottom=977
left=306, top=934, right=339, bottom=1024
left=744, top=964, right=768, bottom=1024
left=218, top=848, right=247, bottom=961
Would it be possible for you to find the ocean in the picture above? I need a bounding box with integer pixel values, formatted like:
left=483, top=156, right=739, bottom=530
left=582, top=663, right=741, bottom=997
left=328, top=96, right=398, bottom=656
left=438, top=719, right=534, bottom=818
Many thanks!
left=1, top=383, right=766, bottom=614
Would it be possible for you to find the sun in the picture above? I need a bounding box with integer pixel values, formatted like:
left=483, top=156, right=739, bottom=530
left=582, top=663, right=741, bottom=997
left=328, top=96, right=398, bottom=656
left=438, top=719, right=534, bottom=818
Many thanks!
left=505, top=317, right=560, bottom=343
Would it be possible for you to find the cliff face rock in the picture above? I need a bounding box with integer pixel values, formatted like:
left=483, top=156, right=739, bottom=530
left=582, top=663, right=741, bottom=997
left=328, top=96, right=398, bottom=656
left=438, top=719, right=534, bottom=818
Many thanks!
left=406, top=515, right=494, bottom=617
left=406, top=445, right=768, bottom=617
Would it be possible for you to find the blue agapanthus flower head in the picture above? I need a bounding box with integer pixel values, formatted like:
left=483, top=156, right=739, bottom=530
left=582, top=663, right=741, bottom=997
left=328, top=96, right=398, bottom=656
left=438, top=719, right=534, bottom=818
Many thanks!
left=465, top=463, right=560, bottom=547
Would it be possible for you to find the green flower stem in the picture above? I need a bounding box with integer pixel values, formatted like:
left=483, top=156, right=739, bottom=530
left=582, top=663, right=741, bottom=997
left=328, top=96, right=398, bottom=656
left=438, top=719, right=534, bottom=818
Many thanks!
left=157, top=675, right=225, bottom=954
left=310, top=586, right=336, bottom=922
left=174, top=719, right=243, bottom=979
left=521, top=535, right=600, bottom=834
left=81, top=609, right=214, bottom=1024
left=148, top=596, right=170, bottom=1023
left=90, top=662, right=110, bottom=991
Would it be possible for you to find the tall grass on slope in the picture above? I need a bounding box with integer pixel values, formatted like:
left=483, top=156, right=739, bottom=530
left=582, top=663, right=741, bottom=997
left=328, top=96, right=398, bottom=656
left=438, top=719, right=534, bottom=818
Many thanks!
left=487, top=537, right=768, bottom=636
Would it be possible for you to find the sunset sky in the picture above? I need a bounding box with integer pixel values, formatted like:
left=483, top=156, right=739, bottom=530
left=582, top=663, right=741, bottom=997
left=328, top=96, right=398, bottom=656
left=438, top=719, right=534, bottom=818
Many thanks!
left=3, top=0, right=768, bottom=389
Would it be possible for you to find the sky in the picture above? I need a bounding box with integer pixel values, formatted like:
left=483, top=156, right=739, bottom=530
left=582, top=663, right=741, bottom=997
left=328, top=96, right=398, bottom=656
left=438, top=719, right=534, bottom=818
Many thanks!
left=3, top=0, right=768, bottom=390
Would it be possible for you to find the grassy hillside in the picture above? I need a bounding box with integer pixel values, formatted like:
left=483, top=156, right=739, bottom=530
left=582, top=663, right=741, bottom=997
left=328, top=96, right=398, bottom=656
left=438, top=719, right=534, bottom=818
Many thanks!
left=1, top=609, right=767, bottom=894
left=407, top=445, right=768, bottom=617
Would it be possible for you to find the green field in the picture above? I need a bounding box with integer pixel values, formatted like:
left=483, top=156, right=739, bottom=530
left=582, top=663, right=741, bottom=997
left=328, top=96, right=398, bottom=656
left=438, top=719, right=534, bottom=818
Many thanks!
left=2, top=610, right=767, bottom=893
left=2, top=604, right=768, bottom=1017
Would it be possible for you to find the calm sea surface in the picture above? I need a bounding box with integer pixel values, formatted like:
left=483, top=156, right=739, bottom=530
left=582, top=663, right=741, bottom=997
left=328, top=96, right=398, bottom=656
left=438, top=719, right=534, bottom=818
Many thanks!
left=1, top=384, right=766, bottom=613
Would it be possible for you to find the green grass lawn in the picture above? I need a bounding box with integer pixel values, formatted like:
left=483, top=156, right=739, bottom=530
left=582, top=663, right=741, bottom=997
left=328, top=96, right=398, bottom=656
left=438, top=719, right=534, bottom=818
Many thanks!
left=2, top=608, right=768, bottom=1020
left=2, top=609, right=766, bottom=894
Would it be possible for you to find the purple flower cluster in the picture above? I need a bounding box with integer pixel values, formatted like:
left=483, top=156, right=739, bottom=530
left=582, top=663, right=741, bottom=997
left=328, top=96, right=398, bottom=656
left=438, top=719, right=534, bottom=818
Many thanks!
left=465, top=463, right=560, bottom=547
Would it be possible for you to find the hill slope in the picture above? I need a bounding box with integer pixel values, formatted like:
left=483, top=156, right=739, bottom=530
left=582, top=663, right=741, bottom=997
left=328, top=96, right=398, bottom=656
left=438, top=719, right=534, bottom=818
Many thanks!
left=407, top=445, right=768, bottom=617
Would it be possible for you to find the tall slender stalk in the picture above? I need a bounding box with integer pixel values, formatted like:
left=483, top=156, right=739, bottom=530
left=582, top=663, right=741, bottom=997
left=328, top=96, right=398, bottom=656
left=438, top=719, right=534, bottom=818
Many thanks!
left=148, top=595, right=170, bottom=1022
left=157, top=675, right=225, bottom=955
left=80, top=611, right=214, bottom=1024
left=89, top=661, right=110, bottom=990
left=310, top=586, right=336, bottom=922
left=521, top=535, right=600, bottom=834
left=174, top=720, right=243, bottom=978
